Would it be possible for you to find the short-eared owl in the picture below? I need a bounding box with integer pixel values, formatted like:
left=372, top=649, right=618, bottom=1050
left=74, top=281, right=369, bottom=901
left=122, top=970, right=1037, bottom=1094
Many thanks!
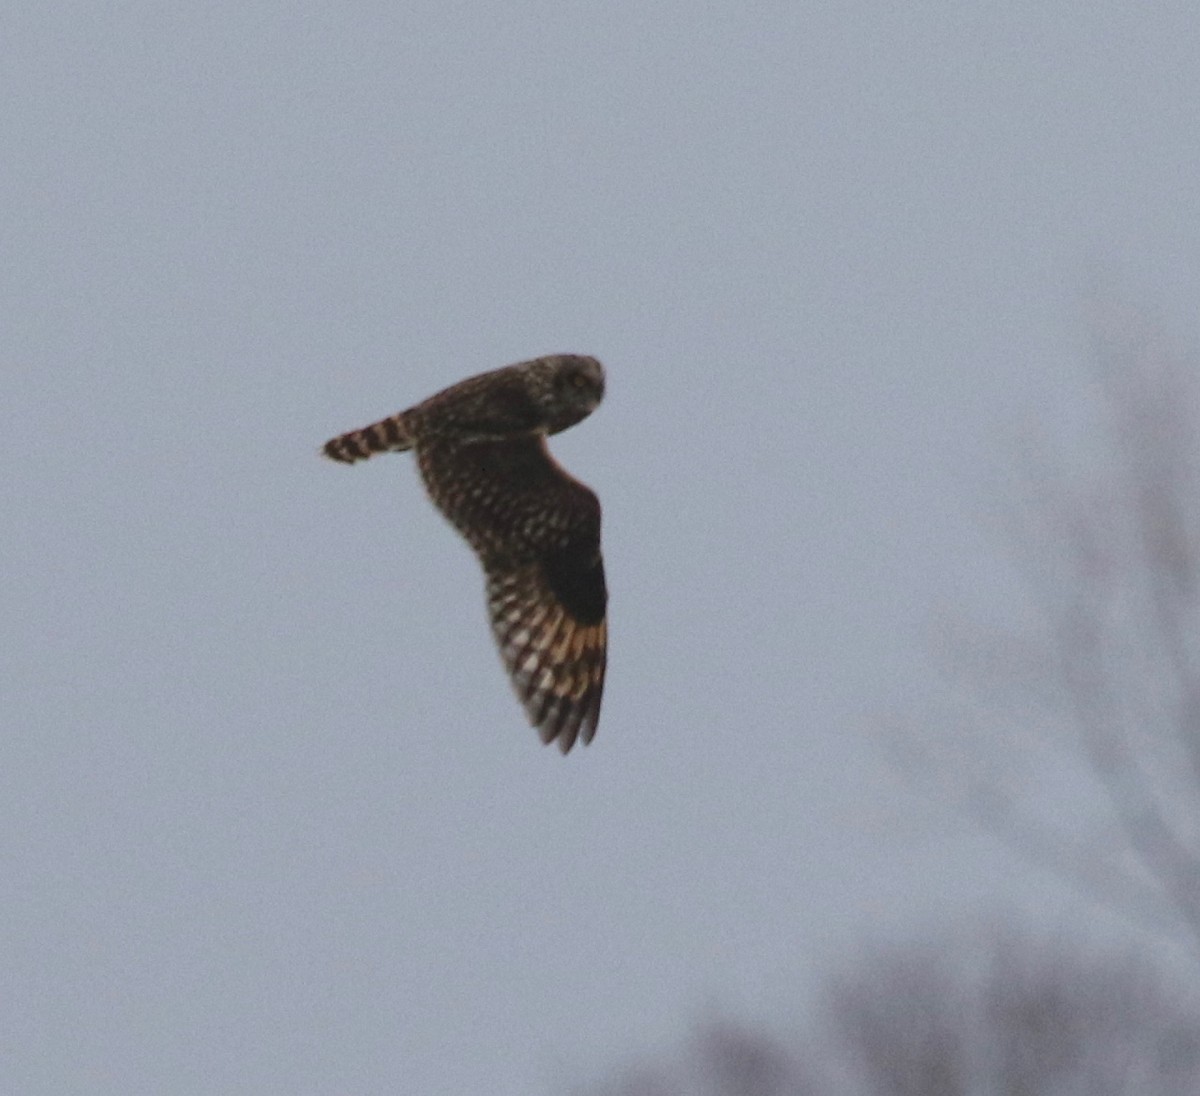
left=322, top=354, right=607, bottom=753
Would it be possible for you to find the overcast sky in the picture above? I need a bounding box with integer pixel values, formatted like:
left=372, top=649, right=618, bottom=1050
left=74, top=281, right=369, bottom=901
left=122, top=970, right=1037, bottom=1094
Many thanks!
left=5, top=3, right=1200, bottom=1093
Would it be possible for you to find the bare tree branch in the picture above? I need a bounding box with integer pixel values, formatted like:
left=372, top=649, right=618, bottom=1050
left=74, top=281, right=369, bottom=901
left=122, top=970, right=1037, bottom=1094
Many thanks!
left=902, top=304, right=1200, bottom=954
left=578, top=923, right=1200, bottom=1096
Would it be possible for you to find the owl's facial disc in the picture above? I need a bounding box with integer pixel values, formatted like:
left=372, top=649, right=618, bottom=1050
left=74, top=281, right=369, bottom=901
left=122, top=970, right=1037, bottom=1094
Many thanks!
left=561, top=356, right=605, bottom=408
left=539, top=354, right=604, bottom=435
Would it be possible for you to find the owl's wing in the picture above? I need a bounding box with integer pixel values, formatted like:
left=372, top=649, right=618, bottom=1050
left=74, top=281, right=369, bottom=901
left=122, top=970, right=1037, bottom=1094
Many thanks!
left=486, top=549, right=607, bottom=753
left=417, top=436, right=608, bottom=752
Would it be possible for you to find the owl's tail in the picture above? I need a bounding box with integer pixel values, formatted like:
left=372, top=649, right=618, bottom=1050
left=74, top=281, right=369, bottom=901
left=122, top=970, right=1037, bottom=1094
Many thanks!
left=321, top=410, right=415, bottom=464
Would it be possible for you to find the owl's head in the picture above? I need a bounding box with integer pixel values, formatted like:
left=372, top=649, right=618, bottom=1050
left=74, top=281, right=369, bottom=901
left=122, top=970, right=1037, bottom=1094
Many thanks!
left=531, top=354, right=606, bottom=435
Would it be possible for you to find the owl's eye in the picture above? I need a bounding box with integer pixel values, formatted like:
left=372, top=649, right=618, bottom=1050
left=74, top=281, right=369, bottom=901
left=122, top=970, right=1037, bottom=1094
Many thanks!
left=571, top=373, right=589, bottom=389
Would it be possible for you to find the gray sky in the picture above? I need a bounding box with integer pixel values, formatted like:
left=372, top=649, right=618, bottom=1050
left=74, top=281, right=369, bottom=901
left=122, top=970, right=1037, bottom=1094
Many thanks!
left=4, top=3, right=1200, bottom=1093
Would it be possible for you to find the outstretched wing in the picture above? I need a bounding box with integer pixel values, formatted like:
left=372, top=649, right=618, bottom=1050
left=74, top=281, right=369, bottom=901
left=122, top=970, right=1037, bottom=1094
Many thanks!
left=416, top=436, right=607, bottom=752
left=486, top=553, right=607, bottom=753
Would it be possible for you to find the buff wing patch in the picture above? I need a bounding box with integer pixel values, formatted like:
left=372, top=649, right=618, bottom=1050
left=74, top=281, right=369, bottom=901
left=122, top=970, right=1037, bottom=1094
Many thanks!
left=486, top=563, right=607, bottom=753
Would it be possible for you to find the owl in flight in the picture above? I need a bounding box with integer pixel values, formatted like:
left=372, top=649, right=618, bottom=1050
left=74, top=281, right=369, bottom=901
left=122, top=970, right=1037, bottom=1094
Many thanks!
left=322, top=354, right=607, bottom=754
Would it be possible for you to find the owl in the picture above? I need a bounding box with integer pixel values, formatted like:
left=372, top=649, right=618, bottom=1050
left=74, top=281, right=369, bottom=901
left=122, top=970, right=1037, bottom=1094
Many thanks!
left=322, top=354, right=608, bottom=753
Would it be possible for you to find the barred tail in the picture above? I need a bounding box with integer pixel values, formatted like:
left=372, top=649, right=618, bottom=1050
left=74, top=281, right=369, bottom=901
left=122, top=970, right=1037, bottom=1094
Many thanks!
left=322, top=410, right=415, bottom=464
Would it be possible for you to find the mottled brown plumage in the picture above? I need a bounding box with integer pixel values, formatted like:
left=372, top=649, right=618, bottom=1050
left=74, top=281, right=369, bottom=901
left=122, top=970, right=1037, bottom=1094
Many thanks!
left=322, top=354, right=607, bottom=753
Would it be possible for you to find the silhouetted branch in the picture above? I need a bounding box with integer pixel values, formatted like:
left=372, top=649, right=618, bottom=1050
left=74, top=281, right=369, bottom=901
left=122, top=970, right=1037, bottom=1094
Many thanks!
left=578, top=922, right=1200, bottom=1095
left=904, top=305, right=1200, bottom=953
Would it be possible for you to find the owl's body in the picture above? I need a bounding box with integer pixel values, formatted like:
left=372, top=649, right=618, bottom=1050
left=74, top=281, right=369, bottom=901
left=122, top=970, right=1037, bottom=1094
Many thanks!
left=323, top=355, right=607, bottom=753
